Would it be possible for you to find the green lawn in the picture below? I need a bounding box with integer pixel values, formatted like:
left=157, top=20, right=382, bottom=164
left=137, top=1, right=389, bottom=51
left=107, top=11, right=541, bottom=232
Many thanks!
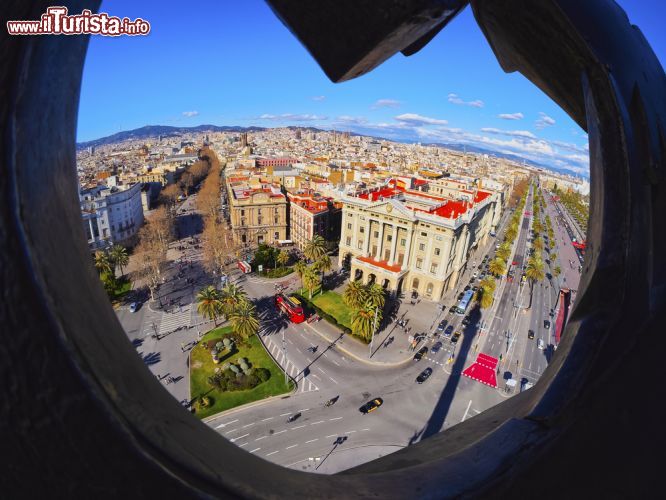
left=190, top=326, right=293, bottom=419
left=311, top=291, right=353, bottom=329
left=259, top=266, right=293, bottom=279
left=107, top=277, right=132, bottom=303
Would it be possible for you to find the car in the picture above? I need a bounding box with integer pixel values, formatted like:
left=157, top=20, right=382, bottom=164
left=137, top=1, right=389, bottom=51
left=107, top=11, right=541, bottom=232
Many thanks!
left=458, top=292, right=464, bottom=300
left=416, top=368, right=433, bottom=384
left=472, top=286, right=478, bottom=291
left=462, top=316, right=471, bottom=326
left=544, top=320, right=551, bottom=329
left=431, top=341, right=443, bottom=354
left=464, top=285, right=471, bottom=291
left=478, top=264, right=483, bottom=270
left=359, top=398, right=383, bottom=414
left=451, top=332, right=461, bottom=344
left=444, top=325, right=454, bottom=336
left=528, top=329, right=535, bottom=339
left=129, top=302, right=138, bottom=313
left=472, top=271, right=478, bottom=278
left=537, top=339, right=545, bottom=350
left=413, top=347, right=428, bottom=361
left=437, top=320, right=447, bottom=332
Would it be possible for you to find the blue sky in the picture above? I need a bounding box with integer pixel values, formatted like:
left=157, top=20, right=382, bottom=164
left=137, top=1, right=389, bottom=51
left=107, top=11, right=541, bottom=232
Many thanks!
left=79, top=0, right=665, bottom=177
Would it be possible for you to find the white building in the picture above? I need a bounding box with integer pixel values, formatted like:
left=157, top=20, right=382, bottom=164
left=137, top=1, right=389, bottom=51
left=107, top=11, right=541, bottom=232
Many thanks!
left=80, top=183, right=144, bottom=250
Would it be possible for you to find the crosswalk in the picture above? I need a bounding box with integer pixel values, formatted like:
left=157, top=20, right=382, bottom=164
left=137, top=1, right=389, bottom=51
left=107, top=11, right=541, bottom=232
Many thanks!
left=158, top=304, right=192, bottom=335
left=141, top=308, right=162, bottom=338
left=264, top=338, right=319, bottom=393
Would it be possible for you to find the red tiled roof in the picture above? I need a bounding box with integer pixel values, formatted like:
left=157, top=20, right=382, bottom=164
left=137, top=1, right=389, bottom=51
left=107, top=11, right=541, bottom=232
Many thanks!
left=357, top=256, right=402, bottom=273
left=357, top=187, right=400, bottom=201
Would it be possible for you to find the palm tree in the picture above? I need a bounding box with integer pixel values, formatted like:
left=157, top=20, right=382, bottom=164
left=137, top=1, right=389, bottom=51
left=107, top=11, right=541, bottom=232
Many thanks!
left=196, top=286, right=223, bottom=326
left=496, top=242, right=511, bottom=262
left=505, top=225, right=518, bottom=242
left=303, top=235, right=327, bottom=263
left=94, top=250, right=112, bottom=276
left=475, top=286, right=494, bottom=309
left=479, top=276, right=497, bottom=293
left=343, top=280, right=367, bottom=310
left=351, top=302, right=380, bottom=342
left=365, top=283, right=386, bottom=311
left=294, top=260, right=308, bottom=290
left=109, top=244, right=129, bottom=278
left=315, top=254, right=332, bottom=286
left=277, top=249, right=289, bottom=269
left=303, top=267, right=321, bottom=299
left=488, top=257, right=506, bottom=277
left=553, top=266, right=562, bottom=278
left=525, top=257, right=545, bottom=309
left=229, top=299, right=260, bottom=340
left=220, top=283, right=247, bottom=317
left=533, top=236, right=544, bottom=252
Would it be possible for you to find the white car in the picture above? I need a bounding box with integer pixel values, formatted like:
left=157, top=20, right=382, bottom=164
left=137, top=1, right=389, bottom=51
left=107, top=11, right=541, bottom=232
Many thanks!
left=129, top=302, right=138, bottom=313
left=537, top=338, right=544, bottom=350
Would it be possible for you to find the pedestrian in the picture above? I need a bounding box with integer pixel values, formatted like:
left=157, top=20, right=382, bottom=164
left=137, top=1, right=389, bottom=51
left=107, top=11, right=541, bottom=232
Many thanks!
left=181, top=342, right=185, bottom=352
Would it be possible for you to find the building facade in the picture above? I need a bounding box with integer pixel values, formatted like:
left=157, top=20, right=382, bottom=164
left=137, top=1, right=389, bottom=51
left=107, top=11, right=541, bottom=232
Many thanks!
left=227, top=177, right=288, bottom=247
left=337, top=181, right=500, bottom=300
left=80, top=183, right=144, bottom=250
left=287, top=191, right=342, bottom=250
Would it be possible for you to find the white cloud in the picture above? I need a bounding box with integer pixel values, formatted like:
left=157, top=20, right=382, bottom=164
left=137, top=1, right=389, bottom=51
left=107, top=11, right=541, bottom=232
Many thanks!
left=498, top=112, right=524, bottom=120
left=394, top=113, right=448, bottom=126
left=311, top=95, right=326, bottom=102
left=535, top=112, right=556, bottom=129
left=336, top=115, right=368, bottom=125
left=259, top=113, right=328, bottom=121
left=182, top=111, right=199, bottom=117
left=448, top=93, right=484, bottom=108
left=480, top=127, right=537, bottom=139
left=371, top=98, right=401, bottom=109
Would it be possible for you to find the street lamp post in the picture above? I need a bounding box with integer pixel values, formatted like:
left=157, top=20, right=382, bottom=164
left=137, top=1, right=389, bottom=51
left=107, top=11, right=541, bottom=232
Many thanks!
left=505, top=330, right=512, bottom=353
left=368, top=306, right=379, bottom=358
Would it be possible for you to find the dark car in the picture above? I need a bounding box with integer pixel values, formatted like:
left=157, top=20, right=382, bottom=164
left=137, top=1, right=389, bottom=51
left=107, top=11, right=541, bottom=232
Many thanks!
left=472, top=286, right=478, bottom=291
left=359, top=398, right=383, bottom=414
left=431, top=341, right=443, bottom=353
left=464, top=285, right=471, bottom=291
left=451, top=332, right=461, bottom=344
left=437, top=320, right=447, bottom=332
left=462, top=316, right=471, bottom=326
left=413, top=346, right=428, bottom=361
left=458, top=292, right=464, bottom=300
left=544, top=320, right=551, bottom=329
left=444, top=325, right=454, bottom=336
left=416, top=367, right=433, bottom=384
left=528, top=329, right=535, bottom=339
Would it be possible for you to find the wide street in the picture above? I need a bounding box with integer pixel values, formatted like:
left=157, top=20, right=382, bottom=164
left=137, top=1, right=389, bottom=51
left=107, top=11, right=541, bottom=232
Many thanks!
left=113, top=179, right=586, bottom=474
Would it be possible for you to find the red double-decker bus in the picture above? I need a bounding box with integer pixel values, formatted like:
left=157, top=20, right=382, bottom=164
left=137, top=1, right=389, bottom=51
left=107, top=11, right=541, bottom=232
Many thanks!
left=275, top=294, right=305, bottom=324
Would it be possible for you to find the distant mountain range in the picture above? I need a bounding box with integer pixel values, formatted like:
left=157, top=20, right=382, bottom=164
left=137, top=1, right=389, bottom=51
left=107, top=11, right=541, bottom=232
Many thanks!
left=77, top=124, right=585, bottom=179
left=76, top=125, right=268, bottom=150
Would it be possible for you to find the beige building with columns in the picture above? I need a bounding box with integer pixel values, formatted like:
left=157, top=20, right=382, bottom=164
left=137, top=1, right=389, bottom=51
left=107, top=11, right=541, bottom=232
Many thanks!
left=338, top=181, right=500, bottom=301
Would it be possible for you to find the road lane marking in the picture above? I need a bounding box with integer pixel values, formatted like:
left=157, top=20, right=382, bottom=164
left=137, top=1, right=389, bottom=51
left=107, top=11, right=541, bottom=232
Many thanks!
left=318, top=367, right=328, bottom=374
left=345, top=430, right=356, bottom=434
left=224, top=428, right=241, bottom=435
left=238, top=442, right=248, bottom=448
left=255, top=436, right=267, bottom=441
left=292, top=425, right=306, bottom=430
left=461, top=400, right=473, bottom=422
left=360, top=428, right=370, bottom=431
left=280, top=412, right=291, bottom=416
left=331, top=360, right=340, bottom=366
left=266, top=451, right=279, bottom=456
left=261, top=417, right=273, bottom=422
left=215, top=419, right=238, bottom=429
left=286, top=444, right=298, bottom=450
left=274, top=430, right=287, bottom=435
left=230, top=433, right=249, bottom=442
left=310, top=421, right=325, bottom=425
left=250, top=448, right=261, bottom=453
left=298, top=408, right=310, bottom=412
left=305, top=439, right=318, bottom=444
left=329, top=417, right=343, bottom=421
left=329, top=377, right=339, bottom=384
left=242, top=423, right=255, bottom=429
left=325, top=434, right=337, bottom=438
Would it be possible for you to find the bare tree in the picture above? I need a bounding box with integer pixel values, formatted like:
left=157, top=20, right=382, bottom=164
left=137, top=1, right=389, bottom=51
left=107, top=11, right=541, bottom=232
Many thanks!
left=202, top=216, right=236, bottom=275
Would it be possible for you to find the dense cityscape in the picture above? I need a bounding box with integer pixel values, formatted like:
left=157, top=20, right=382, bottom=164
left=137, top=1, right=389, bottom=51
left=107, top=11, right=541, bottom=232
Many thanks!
left=77, top=126, right=589, bottom=473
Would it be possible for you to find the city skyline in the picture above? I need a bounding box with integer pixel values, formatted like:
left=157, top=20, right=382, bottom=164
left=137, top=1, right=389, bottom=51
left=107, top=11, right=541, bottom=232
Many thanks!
left=79, top=0, right=665, bottom=177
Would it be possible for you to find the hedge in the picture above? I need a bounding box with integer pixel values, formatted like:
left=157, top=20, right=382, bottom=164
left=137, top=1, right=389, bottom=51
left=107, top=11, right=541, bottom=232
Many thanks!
left=292, top=293, right=369, bottom=344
